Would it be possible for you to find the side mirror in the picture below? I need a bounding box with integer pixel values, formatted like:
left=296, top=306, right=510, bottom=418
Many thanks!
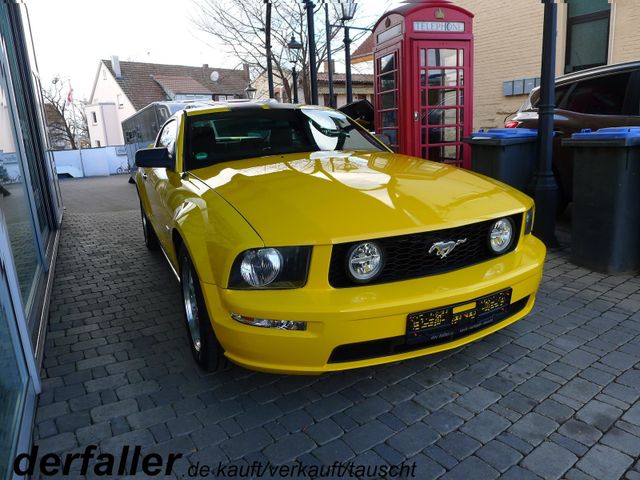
left=373, top=133, right=391, bottom=147
left=135, top=147, right=174, bottom=169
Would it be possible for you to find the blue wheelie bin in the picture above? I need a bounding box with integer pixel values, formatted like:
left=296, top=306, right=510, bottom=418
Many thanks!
left=464, top=129, right=538, bottom=192
left=562, top=127, right=640, bottom=273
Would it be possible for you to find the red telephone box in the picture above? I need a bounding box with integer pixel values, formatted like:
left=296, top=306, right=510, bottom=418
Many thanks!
left=373, top=0, right=474, bottom=168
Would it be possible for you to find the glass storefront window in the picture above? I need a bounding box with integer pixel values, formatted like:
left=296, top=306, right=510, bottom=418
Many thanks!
left=0, top=269, right=28, bottom=480
left=0, top=40, right=40, bottom=307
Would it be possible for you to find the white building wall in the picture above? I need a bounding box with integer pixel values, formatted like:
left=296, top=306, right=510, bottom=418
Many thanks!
left=87, top=63, right=137, bottom=145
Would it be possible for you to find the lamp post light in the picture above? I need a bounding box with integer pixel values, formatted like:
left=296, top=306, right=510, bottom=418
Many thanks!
left=245, top=83, right=257, bottom=100
left=287, top=35, right=303, bottom=103
left=304, top=0, right=319, bottom=105
left=341, top=0, right=357, bottom=104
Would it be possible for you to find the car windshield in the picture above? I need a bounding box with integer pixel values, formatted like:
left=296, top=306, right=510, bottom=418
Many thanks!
left=185, top=107, right=384, bottom=170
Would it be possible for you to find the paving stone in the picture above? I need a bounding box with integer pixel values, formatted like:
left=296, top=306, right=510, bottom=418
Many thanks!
left=535, top=398, right=575, bottom=423
left=475, top=440, right=523, bottom=473
left=414, top=385, right=458, bottom=410
left=76, top=422, right=112, bottom=445
left=576, top=400, right=623, bottom=432
left=559, top=419, right=603, bottom=447
left=516, top=376, right=560, bottom=401
left=166, top=413, right=202, bottom=437
left=501, top=465, right=543, bottom=480
left=90, top=398, right=138, bottom=423
left=313, top=439, right=355, bottom=464
left=263, top=432, right=316, bottom=464
left=456, top=387, right=501, bottom=413
left=442, top=456, right=499, bottom=480
left=622, top=403, right=640, bottom=426
left=522, top=441, right=577, bottom=479
left=35, top=432, right=77, bottom=454
left=558, top=378, right=602, bottom=403
left=305, top=419, right=343, bottom=445
left=407, top=454, right=445, bottom=480
left=576, top=444, right=633, bottom=480
left=509, top=412, right=558, bottom=446
left=386, top=422, right=439, bottom=456
left=436, top=431, right=481, bottom=461
left=220, top=427, right=273, bottom=460
left=460, top=410, right=511, bottom=443
left=424, top=410, right=464, bottom=435
left=342, top=420, right=394, bottom=454
left=601, top=428, right=640, bottom=457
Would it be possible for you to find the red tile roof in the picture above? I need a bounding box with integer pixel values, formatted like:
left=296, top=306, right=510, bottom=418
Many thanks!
left=352, top=33, right=374, bottom=60
left=317, top=72, right=374, bottom=85
left=102, top=60, right=248, bottom=110
left=152, top=75, right=212, bottom=95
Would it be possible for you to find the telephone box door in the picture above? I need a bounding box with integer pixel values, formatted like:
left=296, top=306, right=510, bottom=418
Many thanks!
left=412, top=41, right=471, bottom=168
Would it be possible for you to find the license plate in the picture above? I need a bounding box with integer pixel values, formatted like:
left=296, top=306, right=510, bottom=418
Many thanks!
left=406, top=289, right=512, bottom=345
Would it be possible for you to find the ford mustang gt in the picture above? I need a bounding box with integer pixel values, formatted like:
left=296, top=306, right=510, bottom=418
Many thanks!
left=135, top=101, right=545, bottom=374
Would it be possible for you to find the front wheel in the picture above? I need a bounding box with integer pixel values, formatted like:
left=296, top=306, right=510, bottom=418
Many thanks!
left=179, top=246, right=224, bottom=371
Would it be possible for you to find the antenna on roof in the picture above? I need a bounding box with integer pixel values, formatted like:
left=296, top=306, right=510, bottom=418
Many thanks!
left=210, top=71, right=220, bottom=82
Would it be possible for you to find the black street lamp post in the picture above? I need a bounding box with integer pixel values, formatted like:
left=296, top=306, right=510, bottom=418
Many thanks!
left=304, top=0, right=319, bottom=105
left=340, top=1, right=357, bottom=104
left=287, top=35, right=303, bottom=103
left=265, top=0, right=275, bottom=99
left=325, top=3, right=335, bottom=108
left=530, top=0, right=559, bottom=245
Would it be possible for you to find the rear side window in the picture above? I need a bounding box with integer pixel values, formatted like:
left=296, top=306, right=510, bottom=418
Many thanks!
left=564, top=73, right=631, bottom=115
left=527, top=84, right=571, bottom=110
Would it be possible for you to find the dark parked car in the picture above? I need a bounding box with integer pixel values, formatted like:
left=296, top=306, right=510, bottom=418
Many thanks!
left=507, top=61, right=640, bottom=211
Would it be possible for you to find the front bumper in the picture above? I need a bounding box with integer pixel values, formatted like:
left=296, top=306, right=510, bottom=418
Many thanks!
left=201, top=235, right=546, bottom=374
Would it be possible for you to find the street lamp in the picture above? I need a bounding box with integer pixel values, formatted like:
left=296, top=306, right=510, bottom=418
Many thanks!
left=304, top=0, right=319, bottom=105
left=287, top=35, right=303, bottom=103
left=245, top=83, right=257, bottom=100
left=530, top=0, right=559, bottom=245
left=340, top=0, right=357, bottom=22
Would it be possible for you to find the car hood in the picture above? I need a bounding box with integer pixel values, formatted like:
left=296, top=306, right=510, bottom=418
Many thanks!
left=191, top=151, right=531, bottom=245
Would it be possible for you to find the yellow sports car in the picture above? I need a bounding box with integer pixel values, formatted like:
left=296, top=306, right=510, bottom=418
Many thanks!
left=135, top=101, right=545, bottom=375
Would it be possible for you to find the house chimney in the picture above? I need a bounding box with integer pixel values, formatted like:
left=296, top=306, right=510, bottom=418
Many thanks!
left=111, top=55, right=122, bottom=79
left=243, top=63, right=250, bottom=82
left=203, top=63, right=209, bottom=68
left=323, top=61, right=335, bottom=74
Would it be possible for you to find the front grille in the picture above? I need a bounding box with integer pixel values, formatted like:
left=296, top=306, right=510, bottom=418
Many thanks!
left=329, top=214, right=523, bottom=288
left=328, top=296, right=529, bottom=363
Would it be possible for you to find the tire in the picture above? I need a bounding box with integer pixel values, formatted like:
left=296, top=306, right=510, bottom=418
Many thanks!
left=140, top=202, right=159, bottom=250
left=179, top=245, right=224, bottom=371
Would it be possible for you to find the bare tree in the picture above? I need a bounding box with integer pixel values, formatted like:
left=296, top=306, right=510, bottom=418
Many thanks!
left=190, top=0, right=370, bottom=103
left=42, top=80, right=88, bottom=150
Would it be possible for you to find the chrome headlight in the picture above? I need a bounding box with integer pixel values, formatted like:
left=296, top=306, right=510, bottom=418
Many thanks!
left=229, top=247, right=311, bottom=289
left=488, top=218, right=515, bottom=254
left=347, top=242, right=383, bottom=282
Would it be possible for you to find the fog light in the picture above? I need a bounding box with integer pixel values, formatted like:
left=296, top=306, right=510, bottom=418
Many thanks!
left=230, top=313, right=307, bottom=331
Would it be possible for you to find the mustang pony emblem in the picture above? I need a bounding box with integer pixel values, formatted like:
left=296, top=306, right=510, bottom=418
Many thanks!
left=429, top=239, right=468, bottom=259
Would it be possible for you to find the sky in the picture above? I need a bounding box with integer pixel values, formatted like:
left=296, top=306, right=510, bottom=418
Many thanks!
left=26, top=0, right=402, bottom=102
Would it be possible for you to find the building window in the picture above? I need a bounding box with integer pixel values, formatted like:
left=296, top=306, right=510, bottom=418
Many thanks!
left=102, top=68, right=107, bottom=80
left=116, top=94, right=124, bottom=109
left=565, top=0, right=611, bottom=73
left=96, top=140, right=101, bottom=147
left=91, top=111, right=97, bottom=124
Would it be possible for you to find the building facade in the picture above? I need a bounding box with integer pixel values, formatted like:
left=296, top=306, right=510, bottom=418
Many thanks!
left=86, top=58, right=249, bottom=147
left=451, top=0, right=640, bottom=128
left=0, top=1, right=63, bottom=477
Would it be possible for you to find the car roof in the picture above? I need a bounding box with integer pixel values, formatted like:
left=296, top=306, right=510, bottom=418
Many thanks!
left=556, top=60, right=640, bottom=86
left=181, top=99, right=334, bottom=117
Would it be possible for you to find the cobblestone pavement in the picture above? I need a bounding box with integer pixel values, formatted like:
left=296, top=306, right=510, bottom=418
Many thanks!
left=35, top=176, right=640, bottom=479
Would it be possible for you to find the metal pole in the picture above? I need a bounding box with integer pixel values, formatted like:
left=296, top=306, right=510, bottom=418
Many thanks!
left=265, top=0, right=275, bottom=99
left=344, top=25, right=353, bottom=104
left=68, top=80, right=86, bottom=177
left=305, top=0, right=318, bottom=105
left=530, top=0, right=558, bottom=245
left=325, top=3, right=334, bottom=108
left=292, top=67, right=299, bottom=103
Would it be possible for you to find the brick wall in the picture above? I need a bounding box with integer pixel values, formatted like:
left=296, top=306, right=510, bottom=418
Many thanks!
left=453, top=0, right=637, bottom=130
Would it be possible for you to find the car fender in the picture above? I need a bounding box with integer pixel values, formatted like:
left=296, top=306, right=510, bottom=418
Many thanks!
left=172, top=189, right=264, bottom=287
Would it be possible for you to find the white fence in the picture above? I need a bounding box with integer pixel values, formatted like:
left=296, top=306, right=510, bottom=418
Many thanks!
left=52, top=146, right=131, bottom=178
